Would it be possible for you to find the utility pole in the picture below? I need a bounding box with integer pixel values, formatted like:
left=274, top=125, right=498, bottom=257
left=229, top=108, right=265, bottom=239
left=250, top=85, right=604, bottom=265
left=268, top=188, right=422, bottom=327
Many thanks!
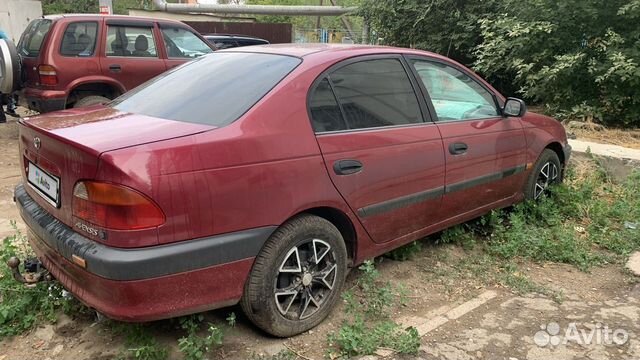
left=316, top=0, right=323, bottom=30
left=328, top=0, right=356, bottom=41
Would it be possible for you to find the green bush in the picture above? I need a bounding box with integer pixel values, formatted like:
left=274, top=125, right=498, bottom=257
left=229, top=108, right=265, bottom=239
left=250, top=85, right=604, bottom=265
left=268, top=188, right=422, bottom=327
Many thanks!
left=362, top=0, right=640, bottom=127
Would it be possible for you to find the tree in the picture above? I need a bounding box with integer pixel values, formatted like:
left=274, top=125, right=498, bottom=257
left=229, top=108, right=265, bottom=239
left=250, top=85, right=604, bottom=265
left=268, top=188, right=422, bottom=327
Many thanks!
left=42, top=0, right=153, bottom=15
left=42, top=0, right=98, bottom=14
left=473, top=0, right=640, bottom=126
left=359, top=0, right=500, bottom=64
left=362, top=0, right=640, bottom=127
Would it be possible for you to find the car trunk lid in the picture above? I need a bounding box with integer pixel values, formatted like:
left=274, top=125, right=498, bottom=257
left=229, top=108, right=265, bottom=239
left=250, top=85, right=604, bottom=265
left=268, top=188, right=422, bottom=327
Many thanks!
left=19, top=106, right=215, bottom=228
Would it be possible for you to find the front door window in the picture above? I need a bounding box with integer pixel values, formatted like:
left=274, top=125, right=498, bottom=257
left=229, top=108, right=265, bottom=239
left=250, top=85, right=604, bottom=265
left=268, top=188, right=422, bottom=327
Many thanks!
left=411, top=60, right=499, bottom=121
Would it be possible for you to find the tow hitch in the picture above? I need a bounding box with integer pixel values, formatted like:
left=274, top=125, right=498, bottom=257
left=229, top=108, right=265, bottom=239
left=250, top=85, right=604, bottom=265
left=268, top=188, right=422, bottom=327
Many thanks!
left=6, top=257, right=52, bottom=286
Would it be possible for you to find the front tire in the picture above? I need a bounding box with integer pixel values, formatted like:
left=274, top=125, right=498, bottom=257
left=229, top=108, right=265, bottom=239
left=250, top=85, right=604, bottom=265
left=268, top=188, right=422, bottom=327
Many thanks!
left=241, top=215, right=347, bottom=337
left=524, top=149, right=562, bottom=200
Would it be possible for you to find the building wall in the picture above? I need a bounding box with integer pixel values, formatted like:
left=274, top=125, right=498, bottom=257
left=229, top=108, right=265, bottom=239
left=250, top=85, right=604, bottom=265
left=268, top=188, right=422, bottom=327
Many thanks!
left=0, top=0, right=43, bottom=43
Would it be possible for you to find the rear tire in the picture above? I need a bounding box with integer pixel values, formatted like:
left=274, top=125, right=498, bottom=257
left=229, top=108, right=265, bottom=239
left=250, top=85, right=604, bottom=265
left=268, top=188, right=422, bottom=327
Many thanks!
left=74, top=95, right=110, bottom=108
left=241, top=214, right=347, bottom=337
left=524, top=149, right=562, bottom=200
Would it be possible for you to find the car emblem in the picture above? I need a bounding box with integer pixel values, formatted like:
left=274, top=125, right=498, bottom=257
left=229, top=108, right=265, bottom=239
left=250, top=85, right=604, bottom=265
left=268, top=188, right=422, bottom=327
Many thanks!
left=34, top=137, right=41, bottom=150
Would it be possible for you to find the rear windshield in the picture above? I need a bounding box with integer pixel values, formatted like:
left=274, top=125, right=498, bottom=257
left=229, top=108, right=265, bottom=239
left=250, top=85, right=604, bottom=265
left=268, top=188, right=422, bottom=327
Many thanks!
left=18, top=19, right=52, bottom=57
left=111, top=52, right=301, bottom=126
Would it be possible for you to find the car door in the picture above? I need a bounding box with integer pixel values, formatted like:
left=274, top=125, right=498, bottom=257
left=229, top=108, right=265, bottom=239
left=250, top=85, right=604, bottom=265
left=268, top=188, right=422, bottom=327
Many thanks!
left=407, top=56, right=527, bottom=219
left=100, top=20, right=166, bottom=90
left=56, top=20, right=101, bottom=88
left=310, top=56, right=445, bottom=244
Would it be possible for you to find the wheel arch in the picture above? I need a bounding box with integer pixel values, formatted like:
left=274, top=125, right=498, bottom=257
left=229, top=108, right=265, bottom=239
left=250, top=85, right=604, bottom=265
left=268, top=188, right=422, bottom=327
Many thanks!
left=65, top=79, right=125, bottom=107
left=544, top=141, right=565, bottom=165
left=294, top=206, right=357, bottom=264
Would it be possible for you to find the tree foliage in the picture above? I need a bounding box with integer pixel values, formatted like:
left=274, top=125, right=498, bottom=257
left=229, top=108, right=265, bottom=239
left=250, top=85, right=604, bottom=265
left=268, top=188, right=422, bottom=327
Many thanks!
left=362, top=0, right=640, bottom=127
left=247, top=0, right=362, bottom=33
left=42, top=0, right=153, bottom=15
left=360, top=0, right=500, bottom=64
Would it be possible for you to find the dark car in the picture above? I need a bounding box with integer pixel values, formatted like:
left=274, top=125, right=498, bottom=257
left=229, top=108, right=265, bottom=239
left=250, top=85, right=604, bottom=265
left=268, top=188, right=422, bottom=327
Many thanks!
left=3, top=14, right=214, bottom=113
left=14, top=44, right=570, bottom=337
left=203, top=34, right=269, bottom=50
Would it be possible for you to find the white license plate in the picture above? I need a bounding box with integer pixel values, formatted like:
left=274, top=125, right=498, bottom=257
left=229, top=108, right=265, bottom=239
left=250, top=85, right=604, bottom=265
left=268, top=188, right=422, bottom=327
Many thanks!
left=27, top=162, right=60, bottom=206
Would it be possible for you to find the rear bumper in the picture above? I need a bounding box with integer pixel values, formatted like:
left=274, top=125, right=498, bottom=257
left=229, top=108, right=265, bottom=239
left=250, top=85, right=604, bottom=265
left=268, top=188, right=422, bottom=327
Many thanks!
left=18, top=88, right=66, bottom=113
left=15, top=184, right=275, bottom=321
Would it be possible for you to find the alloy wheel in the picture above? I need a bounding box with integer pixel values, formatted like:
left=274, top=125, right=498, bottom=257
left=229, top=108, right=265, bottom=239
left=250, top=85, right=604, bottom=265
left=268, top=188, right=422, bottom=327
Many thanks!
left=534, top=162, right=559, bottom=199
left=274, top=239, right=337, bottom=320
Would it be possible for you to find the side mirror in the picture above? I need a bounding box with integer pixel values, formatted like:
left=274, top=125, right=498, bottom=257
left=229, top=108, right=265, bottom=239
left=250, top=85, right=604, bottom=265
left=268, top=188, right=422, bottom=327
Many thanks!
left=502, top=97, right=527, bottom=117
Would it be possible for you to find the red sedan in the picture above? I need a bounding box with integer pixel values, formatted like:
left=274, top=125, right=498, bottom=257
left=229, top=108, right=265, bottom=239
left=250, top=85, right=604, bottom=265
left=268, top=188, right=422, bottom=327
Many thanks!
left=14, top=44, right=570, bottom=337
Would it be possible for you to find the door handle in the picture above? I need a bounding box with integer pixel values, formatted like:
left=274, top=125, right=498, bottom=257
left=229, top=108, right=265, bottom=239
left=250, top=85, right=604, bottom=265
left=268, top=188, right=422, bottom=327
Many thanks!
left=109, top=64, right=122, bottom=73
left=449, top=142, right=468, bottom=155
left=333, top=159, right=363, bottom=175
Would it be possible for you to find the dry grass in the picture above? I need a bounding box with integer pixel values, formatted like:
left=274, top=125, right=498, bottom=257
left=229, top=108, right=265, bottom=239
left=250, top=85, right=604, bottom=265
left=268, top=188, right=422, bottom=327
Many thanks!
left=569, top=127, right=640, bottom=150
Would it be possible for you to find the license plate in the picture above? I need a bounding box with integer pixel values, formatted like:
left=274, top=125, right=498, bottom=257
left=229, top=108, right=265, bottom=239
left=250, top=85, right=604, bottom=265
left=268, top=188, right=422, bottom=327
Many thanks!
left=27, top=162, right=60, bottom=207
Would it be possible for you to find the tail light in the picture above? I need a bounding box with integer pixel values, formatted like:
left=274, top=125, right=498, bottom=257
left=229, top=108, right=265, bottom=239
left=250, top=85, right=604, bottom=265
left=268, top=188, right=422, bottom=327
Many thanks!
left=38, top=65, right=58, bottom=86
left=72, top=181, right=165, bottom=230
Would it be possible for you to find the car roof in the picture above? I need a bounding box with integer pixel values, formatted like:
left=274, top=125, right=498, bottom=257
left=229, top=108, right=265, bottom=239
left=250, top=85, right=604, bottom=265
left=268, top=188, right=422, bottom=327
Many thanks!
left=43, top=13, right=184, bottom=24
left=221, top=43, right=500, bottom=95
left=224, top=43, right=445, bottom=60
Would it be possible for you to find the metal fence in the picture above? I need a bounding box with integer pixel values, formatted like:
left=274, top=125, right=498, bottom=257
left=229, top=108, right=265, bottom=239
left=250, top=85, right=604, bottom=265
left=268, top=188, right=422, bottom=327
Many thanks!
left=184, top=21, right=293, bottom=43
left=294, top=28, right=358, bottom=44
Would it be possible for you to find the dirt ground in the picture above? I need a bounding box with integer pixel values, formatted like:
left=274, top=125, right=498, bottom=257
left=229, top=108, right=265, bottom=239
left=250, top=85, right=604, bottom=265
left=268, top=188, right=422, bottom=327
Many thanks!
left=569, top=127, right=640, bottom=150
left=1, top=112, right=640, bottom=360
left=0, top=114, right=24, bottom=241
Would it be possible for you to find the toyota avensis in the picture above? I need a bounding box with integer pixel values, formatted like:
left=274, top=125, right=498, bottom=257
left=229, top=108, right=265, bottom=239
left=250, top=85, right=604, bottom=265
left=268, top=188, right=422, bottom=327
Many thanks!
left=14, top=44, right=570, bottom=337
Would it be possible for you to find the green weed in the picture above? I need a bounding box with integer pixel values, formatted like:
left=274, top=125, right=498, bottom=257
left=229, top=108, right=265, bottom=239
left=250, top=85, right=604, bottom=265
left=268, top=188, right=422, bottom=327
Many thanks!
left=327, top=260, right=420, bottom=358
left=225, top=312, right=236, bottom=328
left=250, top=349, right=297, bottom=360
left=328, top=318, right=419, bottom=358
left=178, top=324, right=224, bottom=360
left=439, top=224, right=477, bottom=250
left=177, top=314, right=225, bottom=360
left=427, top=166, right=640, bottom=298
left=111, top=323, right=169, bottom=360
left=486, top=168, right=640, bottom=270
left=0, top=222, right=77, bottom=338
left=387, top=240, right=422, bottom=261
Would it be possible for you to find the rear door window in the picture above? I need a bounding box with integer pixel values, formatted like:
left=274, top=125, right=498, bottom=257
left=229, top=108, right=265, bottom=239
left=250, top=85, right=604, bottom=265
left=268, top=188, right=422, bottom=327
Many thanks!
left=17, top=19, right=52, bottom=57
left=328, top=58, right=423, bottom=130
left=60, top=21, right=98, bottom=57
left=309, top=78, right=347, bottom=132
left=161, top=27, right=213, bottom=58
left=111, top=52, right=301, bottom=126
left=106, top=25, right=157, bottom=57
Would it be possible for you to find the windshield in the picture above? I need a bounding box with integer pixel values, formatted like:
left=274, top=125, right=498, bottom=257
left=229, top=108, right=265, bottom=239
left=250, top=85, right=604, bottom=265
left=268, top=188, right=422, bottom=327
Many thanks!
left=17, top=19, right=52, bottom=57
left=111, top=52, right=301, bottom=126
